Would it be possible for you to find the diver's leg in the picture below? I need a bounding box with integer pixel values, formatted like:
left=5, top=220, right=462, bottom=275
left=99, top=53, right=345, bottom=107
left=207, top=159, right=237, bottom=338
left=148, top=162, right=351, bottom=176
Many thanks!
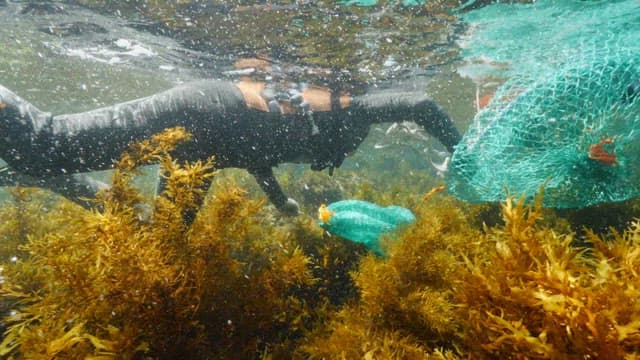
left=43, top=80, right=246, bottom=177
left=0, top=166, right=107, bottom=208
left=0, top=85, right=54, bottom=174
left=49, top=80, right=245, bottom=137
left=1, top=80, right=247, bottom=178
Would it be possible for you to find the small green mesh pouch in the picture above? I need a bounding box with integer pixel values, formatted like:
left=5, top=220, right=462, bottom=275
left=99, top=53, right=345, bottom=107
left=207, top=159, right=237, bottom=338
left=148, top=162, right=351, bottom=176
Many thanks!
left=318, top=200, right=415, bottom=254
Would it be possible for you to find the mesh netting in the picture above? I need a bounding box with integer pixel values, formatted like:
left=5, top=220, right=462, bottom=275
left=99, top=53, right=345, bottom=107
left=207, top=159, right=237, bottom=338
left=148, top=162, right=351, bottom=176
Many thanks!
left=447, top=0, right=640, bottom=208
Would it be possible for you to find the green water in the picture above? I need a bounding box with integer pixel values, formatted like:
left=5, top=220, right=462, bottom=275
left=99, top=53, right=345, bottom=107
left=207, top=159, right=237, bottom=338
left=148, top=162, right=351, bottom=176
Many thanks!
left=2, top=2, right=640, bottom=357
left=0, top=23, right=169, bottom=114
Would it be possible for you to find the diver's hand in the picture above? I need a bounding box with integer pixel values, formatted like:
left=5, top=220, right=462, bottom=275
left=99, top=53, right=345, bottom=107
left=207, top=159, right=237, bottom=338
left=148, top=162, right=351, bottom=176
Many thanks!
left=279, top=197, right=300, bottom=216
left=249, top=167, right=300, bottom=216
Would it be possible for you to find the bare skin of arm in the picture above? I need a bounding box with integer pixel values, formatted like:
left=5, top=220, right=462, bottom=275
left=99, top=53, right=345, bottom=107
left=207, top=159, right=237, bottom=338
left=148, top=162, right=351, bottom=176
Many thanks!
left=236, top=80, right=351, bottom=113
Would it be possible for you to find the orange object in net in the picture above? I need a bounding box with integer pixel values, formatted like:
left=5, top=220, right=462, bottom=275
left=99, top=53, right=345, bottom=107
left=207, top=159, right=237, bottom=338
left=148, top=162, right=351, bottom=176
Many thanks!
left=588, top=136, right=617, bottom=166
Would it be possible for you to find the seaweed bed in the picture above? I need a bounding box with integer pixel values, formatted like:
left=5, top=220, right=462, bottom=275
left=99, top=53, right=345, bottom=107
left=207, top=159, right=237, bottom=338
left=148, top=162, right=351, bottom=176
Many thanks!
left=0, top=127, right=638, bottom=359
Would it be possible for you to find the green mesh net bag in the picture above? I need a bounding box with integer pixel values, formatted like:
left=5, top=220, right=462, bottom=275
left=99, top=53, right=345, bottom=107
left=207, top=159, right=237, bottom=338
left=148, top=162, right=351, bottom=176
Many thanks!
left=447, top=0, right=640, bottom=208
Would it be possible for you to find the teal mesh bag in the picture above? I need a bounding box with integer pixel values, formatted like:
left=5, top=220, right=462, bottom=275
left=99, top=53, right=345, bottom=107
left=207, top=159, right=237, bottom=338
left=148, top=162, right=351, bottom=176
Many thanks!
left=318, top=200, right=416, bottom=255
left=447, top=0, right=640, bottom=208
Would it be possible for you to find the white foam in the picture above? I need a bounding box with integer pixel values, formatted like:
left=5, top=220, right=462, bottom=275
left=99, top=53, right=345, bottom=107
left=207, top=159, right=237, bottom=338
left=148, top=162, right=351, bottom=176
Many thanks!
left=62, top=38, right=156, bottom=64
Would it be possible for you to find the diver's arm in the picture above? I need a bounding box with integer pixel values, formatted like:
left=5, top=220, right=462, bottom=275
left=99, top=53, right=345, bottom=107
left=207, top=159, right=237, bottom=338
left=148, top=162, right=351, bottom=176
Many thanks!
left=350, top=91, right=461, bottom=153
left=249, top=167, right=299, bottom=216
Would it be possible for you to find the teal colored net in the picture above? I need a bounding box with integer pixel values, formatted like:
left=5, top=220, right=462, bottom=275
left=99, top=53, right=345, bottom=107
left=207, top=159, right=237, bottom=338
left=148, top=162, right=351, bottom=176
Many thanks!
left=447, top=0, right=640, bottom=208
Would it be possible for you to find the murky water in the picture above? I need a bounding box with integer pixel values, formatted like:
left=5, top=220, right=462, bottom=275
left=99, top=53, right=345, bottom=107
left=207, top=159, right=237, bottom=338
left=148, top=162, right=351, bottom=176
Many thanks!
left=0, top=1, right=222, bottom=113
left=2, top=1, right=640, bottom=358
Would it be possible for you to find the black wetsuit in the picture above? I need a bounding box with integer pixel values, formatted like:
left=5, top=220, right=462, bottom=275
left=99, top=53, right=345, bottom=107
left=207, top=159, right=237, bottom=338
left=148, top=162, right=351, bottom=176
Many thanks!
left=0, top=80, right=460, bottom=214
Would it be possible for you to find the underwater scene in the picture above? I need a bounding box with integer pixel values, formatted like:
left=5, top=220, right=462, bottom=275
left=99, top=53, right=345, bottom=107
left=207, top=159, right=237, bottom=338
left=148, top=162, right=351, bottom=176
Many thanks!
left=0, top=0, right=639, bottom=358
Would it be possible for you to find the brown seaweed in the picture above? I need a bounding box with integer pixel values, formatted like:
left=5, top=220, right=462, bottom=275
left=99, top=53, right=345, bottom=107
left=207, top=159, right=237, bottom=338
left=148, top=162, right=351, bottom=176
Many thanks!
left=2, top=128, right=640, bottom=359
left=0, top=128, right=332, bottom=359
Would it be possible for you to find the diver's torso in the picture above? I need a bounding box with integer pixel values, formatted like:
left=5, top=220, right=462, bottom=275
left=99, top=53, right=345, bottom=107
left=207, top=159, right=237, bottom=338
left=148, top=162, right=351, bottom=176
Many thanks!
left=182, top=108, right=323, bottom=169
left=6, top=78, right=367, bottom=178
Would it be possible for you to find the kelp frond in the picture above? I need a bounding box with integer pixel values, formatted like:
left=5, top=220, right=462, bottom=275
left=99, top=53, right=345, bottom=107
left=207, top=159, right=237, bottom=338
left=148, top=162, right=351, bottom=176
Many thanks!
left=458, top=194, right=640, bottom=358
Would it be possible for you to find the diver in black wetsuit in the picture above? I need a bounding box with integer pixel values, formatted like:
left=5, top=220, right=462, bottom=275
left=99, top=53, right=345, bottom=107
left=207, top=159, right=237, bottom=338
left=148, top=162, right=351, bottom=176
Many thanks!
left=0, top=70, right=460, bottom=217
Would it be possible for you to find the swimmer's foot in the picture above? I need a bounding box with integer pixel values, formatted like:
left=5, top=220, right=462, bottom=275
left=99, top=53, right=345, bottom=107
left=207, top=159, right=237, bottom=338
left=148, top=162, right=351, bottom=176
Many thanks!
left=0, top=84, right=51, bottom=130
left=0, top=85, right=53, bottom=170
